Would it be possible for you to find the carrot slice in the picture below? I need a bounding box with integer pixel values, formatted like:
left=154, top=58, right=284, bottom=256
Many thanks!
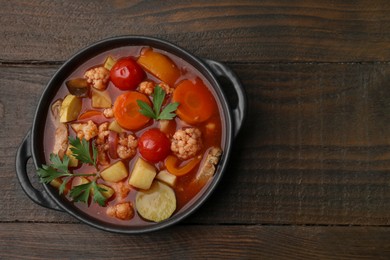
left=172, top=78, right=217, bottom=124
left=113, top=91, right=151, bottom=130
left=165, top=155, right=202, bottom=176
left=78, top=110, right=102, bottom=120
left=137, top=48, right=181, bottom=87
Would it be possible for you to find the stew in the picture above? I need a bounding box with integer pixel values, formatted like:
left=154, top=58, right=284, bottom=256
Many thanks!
left=39, top=46, right=224, bottom=225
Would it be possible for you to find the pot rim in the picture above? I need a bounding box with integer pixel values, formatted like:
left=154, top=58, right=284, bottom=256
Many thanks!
left=30, top=35, right=236, bottom=234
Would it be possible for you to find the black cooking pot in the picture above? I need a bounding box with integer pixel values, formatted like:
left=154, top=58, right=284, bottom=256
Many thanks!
left=15, top=36, right=247, bottom=234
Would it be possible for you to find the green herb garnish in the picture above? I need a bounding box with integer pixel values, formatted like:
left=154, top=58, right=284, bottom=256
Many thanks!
left=137, top=85, right=179, bottom=120
left=70, top=180, right=107, bottom=206
left=69, top=136, right=98, bottom=168
left=37, top=137, right=107, bottom=206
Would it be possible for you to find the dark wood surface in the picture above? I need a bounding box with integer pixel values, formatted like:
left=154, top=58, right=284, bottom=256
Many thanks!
left=2, top=0, right=390, bottom=259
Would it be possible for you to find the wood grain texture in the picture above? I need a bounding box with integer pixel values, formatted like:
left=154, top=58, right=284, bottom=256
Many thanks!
left=0, top=0, right=390, bottom=63
left=3, top=1, right=390, bottom=257
left=1, top=223, right=389, bottom=259
left=3, top=63, right=390, bottom=225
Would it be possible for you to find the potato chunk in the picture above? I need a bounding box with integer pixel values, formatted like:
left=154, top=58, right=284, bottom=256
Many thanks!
left=59, top=94, right=82, bottom=123
left=100, top=161, right=128, bottom=182
left=65, top=145, right=79, bottom=167
left=156, top=170, right=177, bottom=187
left=108, top=120, right=123, bottom=133
left=129, top=158, right=156, bottom=190
left=91, top=88, right=112, bottom=108
left=95, top=184, right=115, bottom=199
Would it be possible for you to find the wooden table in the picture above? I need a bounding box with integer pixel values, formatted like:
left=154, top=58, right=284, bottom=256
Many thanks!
left=2, top=1, right=390, bottom=258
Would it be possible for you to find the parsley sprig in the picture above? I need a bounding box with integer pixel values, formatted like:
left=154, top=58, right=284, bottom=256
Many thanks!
left=37, top=137, right=107, bottom=206
left=137, top=85, right=179, bottom=120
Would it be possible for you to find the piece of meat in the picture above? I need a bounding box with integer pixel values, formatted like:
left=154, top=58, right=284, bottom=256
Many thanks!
left=51, top=99, right=68, bottom=158
left=53, top=123, right=68, bottom=159
left=194, top=147, right=222, bottom=185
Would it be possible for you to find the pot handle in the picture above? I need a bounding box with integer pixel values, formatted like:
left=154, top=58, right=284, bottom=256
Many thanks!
left=203, top=59, right=247, bottom=137
left=15, top=130, right=63, bottom=211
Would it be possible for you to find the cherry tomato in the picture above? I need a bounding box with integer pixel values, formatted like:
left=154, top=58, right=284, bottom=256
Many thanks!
left=138, top=128, right=171, bottom=163
left=110, top=57, right=146, bottom=90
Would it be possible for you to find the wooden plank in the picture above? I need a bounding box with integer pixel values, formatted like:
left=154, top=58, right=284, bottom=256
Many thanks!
left=3, top=63, right=390, bottom=226
left=0, top=223, right=389, bottom=259
left=1, top=0, right=390, bottom=63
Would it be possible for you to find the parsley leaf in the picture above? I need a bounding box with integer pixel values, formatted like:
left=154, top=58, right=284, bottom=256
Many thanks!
left=70, top=180, right=107, bottom=206
left=69, top=136, right=97, bottom=168
left=153, top=85, right=165, bottom=116
left=158, top=102, right=180, bottom=120
left=137, top=85, right=179, bottom=121
left=36, top=138, right=106, bottom=205
left=137, top=99, right=155, bottom=118
left=37, top=154, right=72, bottom=183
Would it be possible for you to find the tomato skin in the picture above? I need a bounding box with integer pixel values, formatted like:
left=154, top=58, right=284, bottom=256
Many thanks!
left=138, top=129, right=171, bottom=163
left=110, top=57, right=146, bottom=90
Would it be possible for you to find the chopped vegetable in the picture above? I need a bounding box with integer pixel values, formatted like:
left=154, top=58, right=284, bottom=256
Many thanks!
left=159, top=119, right=176, bottom=135
left=165, top=155, right=202, bottom=176
left=103, top=56, right=117, bottom=71
left=137, top=85, right=179, bottom=121
left=95, top=184, right=114, bottom=199
left=91, top=89, right=112, bottom=108
left=172, top=78, right=217, bottom=124
left=156, top=170, right=177, bottom=187
left=49, top=178, right=63, bottom=189
left=108, top=120, right=123, bottom=133
left=108, top=131, right=118, bottom=159
left=100, top=161, right=128, bottom=182
left=72, top=176, right=90, bottom=186
left=113, top=91, right=151, bottom=130
left=65, top=145, right=79, bottom=167
left=137, top=48, right=180, bottom=87
left=129, top=158, right=156, bottom=190
left=59, top=94, right=82, bottom=123
left=136, top=181, right=176, bottom=222
left=110, top=57, right=145, bottom=90
left=66, top=78, right=90, bottom=97
left=78, top=110, right=103, bottom=120
left=138, top=128, right=171, bottom=163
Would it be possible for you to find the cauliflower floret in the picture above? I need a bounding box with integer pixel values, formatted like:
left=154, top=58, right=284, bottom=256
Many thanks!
left=111, top=181, right=131, bottom=202
left=139, top=81, right=174, bottom=95
left=71, top=120, right=98, bottom=141
left=103, top=108, right=114, bottom=118
left=96, top=122, right=109, bottom=145
left=96, top=122, right=110, bottom=165
left=84, top=66, right=110, bottom=90
left=171, top=128, right=202, bottom=160
left=106, top=202, right=134, bottom=220
left=117, top=132, right=138, bottom=159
